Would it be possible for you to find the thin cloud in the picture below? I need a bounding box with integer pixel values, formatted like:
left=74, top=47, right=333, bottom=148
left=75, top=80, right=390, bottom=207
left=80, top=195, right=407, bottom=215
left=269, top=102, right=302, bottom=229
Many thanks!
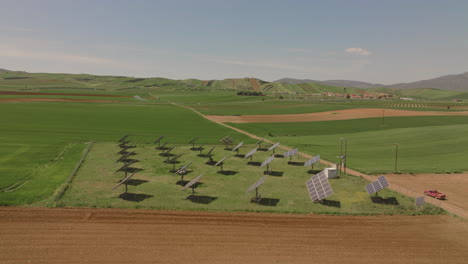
left=0, top=45, right=118, bottom=65
left=287, top=48, right=314, bottom=54
left=345, top=48, right=372, bottom=56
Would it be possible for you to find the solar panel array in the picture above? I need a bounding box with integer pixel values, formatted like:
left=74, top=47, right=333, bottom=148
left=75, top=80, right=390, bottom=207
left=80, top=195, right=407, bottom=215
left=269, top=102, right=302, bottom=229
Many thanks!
left=232, top=142, right=244, bottom=152
left=246, top=176, right=266, bottom=193
left=304, top=155, right=321, bottom=167
left=214, top=156, right=228, bottom=167
left=181, top=173, right=204, bottom=191
left=365, top=176, right=389, bottom=195
left=415, top=196, right=425, bottom=207
left=305, top=171, right=334, bottom=202
left=268, top=142, right=280, bottom=152
left=284, top=148, right=298, bottom=158
left=260, top=155, right=275, bottom=168
left=243, top=147, right=258, bottom=159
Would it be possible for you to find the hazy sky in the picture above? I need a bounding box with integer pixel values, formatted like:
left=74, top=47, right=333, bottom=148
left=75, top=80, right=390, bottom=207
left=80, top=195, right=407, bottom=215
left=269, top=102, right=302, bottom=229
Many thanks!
left=1, top=0, right=467, bottom=83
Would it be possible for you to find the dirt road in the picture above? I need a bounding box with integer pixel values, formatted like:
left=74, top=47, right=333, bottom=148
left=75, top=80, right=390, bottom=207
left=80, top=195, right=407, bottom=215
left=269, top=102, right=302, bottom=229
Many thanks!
left=206, top=108, right=468, bottom=123
left=0, top=207, right=467, bottom=264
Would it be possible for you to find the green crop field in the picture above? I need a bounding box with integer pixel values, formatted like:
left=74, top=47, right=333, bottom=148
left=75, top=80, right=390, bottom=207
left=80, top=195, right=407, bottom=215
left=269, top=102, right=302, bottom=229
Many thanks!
left=58, top=143, right=439, bottom=215
left=0, top=102, right=251, bottom=205
left=230, top=116, right=468, bottom=174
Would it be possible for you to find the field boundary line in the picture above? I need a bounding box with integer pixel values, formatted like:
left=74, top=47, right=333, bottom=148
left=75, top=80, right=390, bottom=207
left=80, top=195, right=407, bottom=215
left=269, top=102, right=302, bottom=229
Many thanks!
left=173, top=102, right=467, bottom=218
left=53, top=141, right=95, bottom=202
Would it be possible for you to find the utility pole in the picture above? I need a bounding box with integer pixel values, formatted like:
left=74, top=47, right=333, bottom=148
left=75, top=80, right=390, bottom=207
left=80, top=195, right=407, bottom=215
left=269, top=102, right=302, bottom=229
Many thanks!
left=340, top=138, right=347, bottom=175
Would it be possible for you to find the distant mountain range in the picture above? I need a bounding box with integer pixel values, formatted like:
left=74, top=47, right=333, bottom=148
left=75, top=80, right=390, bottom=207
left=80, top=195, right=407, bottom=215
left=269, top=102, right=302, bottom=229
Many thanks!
left=276, top=72, right=468, bottom=91
left=0, top=68, right=11, bottom=73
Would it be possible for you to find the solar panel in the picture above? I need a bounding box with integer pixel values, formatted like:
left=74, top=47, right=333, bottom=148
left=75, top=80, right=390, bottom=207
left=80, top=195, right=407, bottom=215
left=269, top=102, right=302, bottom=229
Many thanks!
left=188, top=137, right=199, bottom=144
left=232, top=142, right=244, bottom=152
left=158, top=142, right=168, bottom=149
left=206, top=146, right=215, bottom=156
left=166, top=154, right=183, bottom=163
left=175, top=162, right=192, bottom=175
left=246, top=176, right=266, bottom=193
left=365, top=176, right=389, bottom=195
left=112, top=172, right=136, bottom=190
left=244, top=147, right=258, bottom=159
left=255, top=138, right=264, bottom=145
left=268, top=142, right=280, bottom=152
left=304, top=155, right=321, bottom=167
left=220, top=136, right=233, bottom=144
left=415, top=196, right=425, bottom=207
left=284, top=148, right=298, bottom=158
left=164, top=146, right=175, bottom=154
left=116, top=152, right=134, bottom=162
left=154, top=136, right=164, bottom=144
left=118, top=135, right=128, bottom=143
left=121, top=145, right=136, bottom=150
left=214, top=156, right=228, bottom=167
left=181, top=173, right=204, bottom=191
left=305, top=171, right=334, bottom=202
left=260, top=155, right=275, bottom=168
left=118, top=140, right=131, bottom=147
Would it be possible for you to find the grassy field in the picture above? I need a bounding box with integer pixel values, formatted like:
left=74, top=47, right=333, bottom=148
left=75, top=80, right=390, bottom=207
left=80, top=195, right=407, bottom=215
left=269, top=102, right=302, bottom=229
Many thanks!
left=58, top=143, right=439, bottom=215
left=230, top=116, right=468, bottom=174
left=0, top=102, right=251, bottom=205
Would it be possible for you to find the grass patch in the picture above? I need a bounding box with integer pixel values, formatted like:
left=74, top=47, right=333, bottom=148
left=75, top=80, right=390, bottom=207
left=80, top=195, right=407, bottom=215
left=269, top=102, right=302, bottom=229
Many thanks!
left=59, top=143, right=441, bottom=215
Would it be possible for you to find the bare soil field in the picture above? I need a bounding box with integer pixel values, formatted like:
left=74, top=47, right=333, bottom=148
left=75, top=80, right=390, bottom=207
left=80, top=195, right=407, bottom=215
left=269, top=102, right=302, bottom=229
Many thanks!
left=206, top=108, right=468, bottom=123
left=383, top=173, right=468, bottom=216
left=0, top=91, right=130, bottom=97
left=0, top=207, right=467, bottom=264
left=0, top=98, right=119, bottom=103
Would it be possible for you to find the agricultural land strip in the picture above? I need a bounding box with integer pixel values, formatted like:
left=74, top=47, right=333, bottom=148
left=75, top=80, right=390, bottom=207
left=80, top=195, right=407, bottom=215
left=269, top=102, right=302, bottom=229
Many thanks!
left=206, top=108, right=468, bottom=123
left=0, top=207, right=467, bottom=264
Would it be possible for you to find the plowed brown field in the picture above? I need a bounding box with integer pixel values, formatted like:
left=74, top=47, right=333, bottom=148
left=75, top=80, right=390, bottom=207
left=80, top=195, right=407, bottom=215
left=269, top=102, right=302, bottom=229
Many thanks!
left=206, top=108, right=468, bottom=123
left=0, top=207, right=467, bottom=264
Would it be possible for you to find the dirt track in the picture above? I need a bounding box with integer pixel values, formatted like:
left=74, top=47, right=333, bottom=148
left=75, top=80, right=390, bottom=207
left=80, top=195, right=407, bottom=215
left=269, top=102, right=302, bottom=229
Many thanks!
left=206, top=108, right=468, bottom=123
left=0, top=207, right=467, bottom=264
left=0, top=98, right=119, bottom=103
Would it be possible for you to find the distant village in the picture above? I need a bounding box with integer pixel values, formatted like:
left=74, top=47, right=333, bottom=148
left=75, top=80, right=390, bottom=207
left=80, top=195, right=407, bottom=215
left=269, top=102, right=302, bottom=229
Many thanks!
left=323, top=91, right=395, bottom=99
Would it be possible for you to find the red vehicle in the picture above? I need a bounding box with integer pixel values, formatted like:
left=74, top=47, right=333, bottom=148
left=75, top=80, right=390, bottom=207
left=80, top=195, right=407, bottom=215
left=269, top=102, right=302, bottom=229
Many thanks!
left=424, top=189, right=446, bottom=200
